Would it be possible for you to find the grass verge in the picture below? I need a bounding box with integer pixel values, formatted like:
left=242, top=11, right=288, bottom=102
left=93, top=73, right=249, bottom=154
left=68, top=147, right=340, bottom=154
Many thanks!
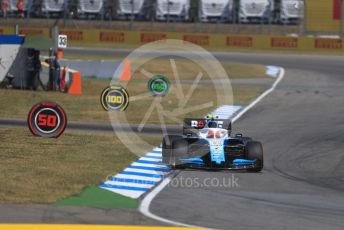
left=0, top=80, right=266, bottom=124
left=0, top=127, right=160, bottom=204
left=55, top=186, right=139, bottom=209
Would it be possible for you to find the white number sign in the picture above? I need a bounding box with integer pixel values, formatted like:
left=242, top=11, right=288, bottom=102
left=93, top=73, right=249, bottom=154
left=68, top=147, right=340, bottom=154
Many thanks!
left=58, top=35, right=68, bottom=49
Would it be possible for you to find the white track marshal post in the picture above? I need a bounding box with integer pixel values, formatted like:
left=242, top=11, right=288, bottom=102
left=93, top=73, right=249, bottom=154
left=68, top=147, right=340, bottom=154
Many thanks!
left=46, top=48, right=55, bottom=91
left=47, top=26, right=68, bottom=91
left=46, top=25, right=59, bottom=91
left=55, top=34, right=67, bottom=91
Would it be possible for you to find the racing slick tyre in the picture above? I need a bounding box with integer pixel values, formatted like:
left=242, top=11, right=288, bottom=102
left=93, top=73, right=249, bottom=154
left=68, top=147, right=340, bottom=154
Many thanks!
left=162, top=135, right=181, bottom=163
left=162, top=135, right=187, bottom=169
left=245, top=141, right=264, bottom=172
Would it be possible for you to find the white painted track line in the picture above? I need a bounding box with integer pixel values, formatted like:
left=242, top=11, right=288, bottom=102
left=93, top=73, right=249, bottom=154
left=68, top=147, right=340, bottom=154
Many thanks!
left=124, top=168, right=168, bottom=175
left=139, top=157, right=161, bottom=162
left=139, top=177, right=211, bottom=229
left=114, top=174, right=162, bottom=182
left=103, top=181, right=155, bottom=189
left=131, top=162, right=168, bottom=168
left=146, top=153, right=163, bottom=157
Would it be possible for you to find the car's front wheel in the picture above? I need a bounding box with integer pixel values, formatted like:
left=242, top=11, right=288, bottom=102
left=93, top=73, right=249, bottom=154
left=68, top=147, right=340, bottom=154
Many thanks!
left=245, top=141, right=264, bottom=172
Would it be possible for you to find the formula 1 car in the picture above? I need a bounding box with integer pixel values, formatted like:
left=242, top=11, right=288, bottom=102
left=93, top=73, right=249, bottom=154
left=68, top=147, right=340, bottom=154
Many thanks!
left=162, top=115, right=263, bottom=172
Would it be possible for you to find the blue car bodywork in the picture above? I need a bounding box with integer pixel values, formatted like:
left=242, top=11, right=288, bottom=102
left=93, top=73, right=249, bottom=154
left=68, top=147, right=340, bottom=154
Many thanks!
left=162, top=116, right=263, bottom=170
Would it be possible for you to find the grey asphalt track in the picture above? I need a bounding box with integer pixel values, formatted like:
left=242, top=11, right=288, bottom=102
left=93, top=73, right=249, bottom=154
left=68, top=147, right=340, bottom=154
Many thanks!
left=148, top=55, right=344, bottom=229
left=1, top=48, right=343, bottom=229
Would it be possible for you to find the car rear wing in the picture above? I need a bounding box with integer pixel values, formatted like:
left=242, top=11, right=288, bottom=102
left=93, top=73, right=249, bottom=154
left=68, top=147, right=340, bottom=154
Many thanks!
left=183, top=118, right=232, bottom=136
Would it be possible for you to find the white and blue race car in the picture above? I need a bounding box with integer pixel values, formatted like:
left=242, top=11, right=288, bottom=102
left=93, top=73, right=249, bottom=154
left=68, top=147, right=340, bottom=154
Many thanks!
left=162, top=115, right=263, bottom=172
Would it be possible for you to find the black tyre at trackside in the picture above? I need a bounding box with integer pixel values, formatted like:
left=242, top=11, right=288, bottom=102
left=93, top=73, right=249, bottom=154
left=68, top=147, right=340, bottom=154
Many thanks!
left=245, top=141, right=264, bottom=172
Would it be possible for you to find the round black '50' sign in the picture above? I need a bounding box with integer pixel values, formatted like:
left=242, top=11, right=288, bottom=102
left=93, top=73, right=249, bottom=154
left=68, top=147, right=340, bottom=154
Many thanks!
left=28, top=102, right=67, bottom=138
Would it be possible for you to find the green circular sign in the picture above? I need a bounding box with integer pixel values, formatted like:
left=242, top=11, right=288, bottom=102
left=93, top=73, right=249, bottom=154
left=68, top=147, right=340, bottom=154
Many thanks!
left=147, top=75, right=170, bottom=96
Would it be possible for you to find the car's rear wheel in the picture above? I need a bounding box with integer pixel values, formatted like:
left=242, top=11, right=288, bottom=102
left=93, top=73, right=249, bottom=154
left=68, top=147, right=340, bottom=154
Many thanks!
left=171, top=139, right=188, bottom=169
left=245, top=141, right=264, bottom=172
left=162, top=135, right=180, bottom=163
left=162, top=135, right=187, bottom=169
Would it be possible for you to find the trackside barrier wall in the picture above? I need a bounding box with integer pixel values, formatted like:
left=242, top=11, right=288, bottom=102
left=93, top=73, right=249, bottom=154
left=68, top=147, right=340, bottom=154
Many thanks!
left=1, top=27, right=343, bottom=52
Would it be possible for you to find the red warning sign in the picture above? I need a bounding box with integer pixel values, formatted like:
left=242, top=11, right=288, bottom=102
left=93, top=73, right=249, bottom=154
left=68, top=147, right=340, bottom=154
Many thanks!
left=28, top=102, right=67, bottom=138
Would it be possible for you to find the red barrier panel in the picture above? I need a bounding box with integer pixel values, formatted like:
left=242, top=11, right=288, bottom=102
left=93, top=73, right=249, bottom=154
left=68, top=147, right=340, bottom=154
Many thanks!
left=271, top=37, right=298, bottom=48
left=140, top=33, right=166, bottom=43
left=60, top=30, right=83, bottom=41
left=183, top=34, right=209, bottom=46
left=19, top=29, right=43, bottom=35
left=226, top=36, right=253, bottom=48
left=333, top=0, right=343, bottom=20
left=99, top=31, right=125, bottom=43
left=315, top=38, right=342, bottom=49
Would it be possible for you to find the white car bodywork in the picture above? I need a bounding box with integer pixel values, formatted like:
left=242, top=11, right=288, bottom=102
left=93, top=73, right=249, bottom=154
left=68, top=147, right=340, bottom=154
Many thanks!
left=198, top=0, right=234, bottom=22
left=78, top=0, right=103, bottom=14
left=41, top=0, right=65, bottom=13
left=117, top=0, right=148, bottom=18
left=155, top=0, right=190, bottom=21
left=279, top=0, right=303, bottom=24
left=198, top=128, right=229, bottom=139
left=239, top=0, right=274, bottom=23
